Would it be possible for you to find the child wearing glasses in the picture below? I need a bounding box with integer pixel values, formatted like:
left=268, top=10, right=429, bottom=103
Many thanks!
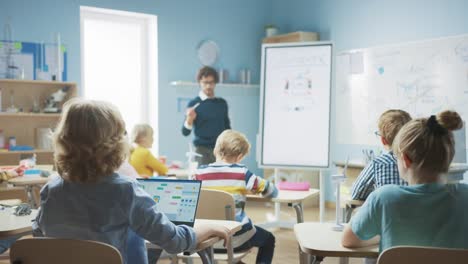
left=181, top=66, right=231, bottom=165
left=350, top=109, right=412, bottom=201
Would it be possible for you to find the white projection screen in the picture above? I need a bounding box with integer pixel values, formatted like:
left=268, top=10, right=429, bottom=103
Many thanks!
left=259, top=42, right=332, bottom=168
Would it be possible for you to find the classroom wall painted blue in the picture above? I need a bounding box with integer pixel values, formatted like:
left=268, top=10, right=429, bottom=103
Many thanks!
left=4, top=0, right=468, bottom=202
left=271, top=0, right=468, bottom=200
left=0, top=0, right=275, bottom=175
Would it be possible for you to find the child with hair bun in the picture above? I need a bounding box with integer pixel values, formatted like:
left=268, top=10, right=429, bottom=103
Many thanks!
left=342, top=110, right=468, bottom=252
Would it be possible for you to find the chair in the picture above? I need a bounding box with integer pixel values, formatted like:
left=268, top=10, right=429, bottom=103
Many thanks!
left=195, top=188, right=236, bottom=220
left=179, top=188, right=251, bottom=264
left=10, top=237, right=123, bottom=264
left=377, top=246, right=468, bottom=264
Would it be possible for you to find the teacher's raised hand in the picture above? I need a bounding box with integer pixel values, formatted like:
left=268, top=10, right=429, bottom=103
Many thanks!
left=186, top=106, right=197, bottom=126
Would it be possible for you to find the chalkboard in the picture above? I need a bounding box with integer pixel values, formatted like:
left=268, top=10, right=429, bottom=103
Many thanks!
left=259, top=42, right=333, bottom=168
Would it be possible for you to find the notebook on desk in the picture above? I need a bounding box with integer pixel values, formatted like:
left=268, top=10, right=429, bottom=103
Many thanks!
left=137, top=178, right=202, bottom=227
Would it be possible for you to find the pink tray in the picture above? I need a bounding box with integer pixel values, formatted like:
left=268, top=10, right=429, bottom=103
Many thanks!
left=278, top=181, right=310, bottom=191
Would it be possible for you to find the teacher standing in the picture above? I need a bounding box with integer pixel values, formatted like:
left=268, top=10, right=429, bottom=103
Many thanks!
left=182, top=66, right=231, bottom=165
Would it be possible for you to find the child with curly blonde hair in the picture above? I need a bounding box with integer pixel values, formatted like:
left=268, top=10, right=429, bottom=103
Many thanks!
left=33, top=99, right=230, bottom=264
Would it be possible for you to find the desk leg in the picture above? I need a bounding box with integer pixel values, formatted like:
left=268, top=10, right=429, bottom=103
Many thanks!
left=339, top=257, right=349, bottom=264
left=311, top=256, right=324, bottom=264
left=25, top=185, right=37, bottom=208
left=197, top=246, right=214, bottom=264
left=227, top=239, right=235, bottom=264
left=291, top=202, right=304, bottom=223
left=291, top=202, right=308, bottom=264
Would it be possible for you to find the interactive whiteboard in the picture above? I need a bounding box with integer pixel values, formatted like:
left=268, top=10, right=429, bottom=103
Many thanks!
left=336, top=34, right=468, bottom=146
left=259, top=42, right=332, bottom=168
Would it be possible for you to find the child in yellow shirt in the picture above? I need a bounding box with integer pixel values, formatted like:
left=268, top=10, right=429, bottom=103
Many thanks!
left=129, top=124, right=168, bottom=177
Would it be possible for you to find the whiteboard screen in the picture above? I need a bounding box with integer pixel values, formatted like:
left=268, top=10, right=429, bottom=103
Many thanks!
left=336, top=34, right=468, bottom=146
left=259, top=43, right=332, bottom=168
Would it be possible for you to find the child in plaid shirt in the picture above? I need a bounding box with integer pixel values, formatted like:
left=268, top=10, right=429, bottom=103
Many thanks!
left=351, top=109, right=411, bottom=201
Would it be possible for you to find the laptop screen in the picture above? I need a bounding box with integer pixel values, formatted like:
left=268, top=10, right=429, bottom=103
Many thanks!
left=137, top=178, right=202, bottom=226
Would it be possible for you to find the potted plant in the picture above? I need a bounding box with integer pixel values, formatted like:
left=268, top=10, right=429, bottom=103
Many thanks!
left=265, top=24, right=278, bottom=37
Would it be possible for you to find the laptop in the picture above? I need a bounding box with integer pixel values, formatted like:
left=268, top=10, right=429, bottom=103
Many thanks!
left=137, top=178, right=202, bottom=227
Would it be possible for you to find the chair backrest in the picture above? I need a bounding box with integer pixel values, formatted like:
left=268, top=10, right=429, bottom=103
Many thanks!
left=196, top=188, right=236, bottom=220
left=10, top=237, right=123, bottom=264
left=377, top=246, right=468, bottom=264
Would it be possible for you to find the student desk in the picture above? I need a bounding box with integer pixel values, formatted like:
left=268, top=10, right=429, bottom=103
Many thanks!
left=8, top=175, right=53, bottom=208
left=247, top=189, right=319, bottom=224
left=247, top=189, right=319, bottom=264
left=146, top=219, right=242, bottom=264
left=294, top=222, right=378, bottom=264
left=167, top=168, right=190, bottom=179
left=334, top=161, right=468, bottom=183
left=1, top=165, right=54, bottom=208
left=0, top=207, right=37, bottom=239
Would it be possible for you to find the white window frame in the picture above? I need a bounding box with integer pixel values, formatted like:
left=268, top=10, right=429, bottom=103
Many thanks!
left=80, top=6, right=159, bottom=154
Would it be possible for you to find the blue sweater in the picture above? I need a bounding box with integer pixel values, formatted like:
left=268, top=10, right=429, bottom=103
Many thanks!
left=182, top=96, right=231, bottom=148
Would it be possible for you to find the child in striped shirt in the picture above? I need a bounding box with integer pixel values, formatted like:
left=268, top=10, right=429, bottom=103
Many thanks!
left=195, top=129, right=278, bottom=264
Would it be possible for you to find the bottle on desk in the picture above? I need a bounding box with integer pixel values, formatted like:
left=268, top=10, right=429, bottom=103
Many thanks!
left=9, top=136, right=16, bottom=148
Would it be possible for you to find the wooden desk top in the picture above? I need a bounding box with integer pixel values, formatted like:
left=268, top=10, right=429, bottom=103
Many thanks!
left=147, top=219, right=242, bottom=251
left=8, top=175, right=54, bottom=186
left=0, top=207, right=37, bottom=239
left=247, top=189, right=319, bottom=203
left=334, top=161, right=468, bottom=173
left=333, top=160, right=367, bottom=169
left=168, top=168, right=190, bottom=179
left=1, top=164, right=55, bottom=186
left=294, top=222, right=379, bottom=258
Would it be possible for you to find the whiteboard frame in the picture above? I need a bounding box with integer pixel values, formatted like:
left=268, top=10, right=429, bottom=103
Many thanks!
left=258, top=41, right=333, bottom=169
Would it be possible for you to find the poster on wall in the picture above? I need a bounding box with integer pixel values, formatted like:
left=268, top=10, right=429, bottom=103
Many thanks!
left=0, top=40, right=67, bottom=81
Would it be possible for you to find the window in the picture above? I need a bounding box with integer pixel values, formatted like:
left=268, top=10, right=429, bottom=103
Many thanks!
left=80, top=6, right=158, bottom=153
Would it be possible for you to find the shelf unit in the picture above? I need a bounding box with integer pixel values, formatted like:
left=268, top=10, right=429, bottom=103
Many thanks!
left=170, top=81, right=259, bottom=89
left=0, top=113, right=61, bottom=118
left=262, top=31, right=319, bottom=44
left=0, top=79, right=78, bottom=165
left=0, top=149, right=54, bottom=154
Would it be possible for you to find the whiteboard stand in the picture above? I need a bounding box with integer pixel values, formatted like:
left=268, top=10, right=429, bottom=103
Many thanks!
left=257, top=41, right=333, bottom=226
left=273, top=168, right=281, bottom=222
